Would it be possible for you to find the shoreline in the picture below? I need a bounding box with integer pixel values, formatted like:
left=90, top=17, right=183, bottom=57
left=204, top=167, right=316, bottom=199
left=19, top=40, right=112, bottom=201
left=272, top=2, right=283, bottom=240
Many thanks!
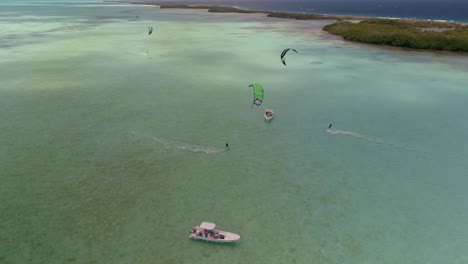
left=129, top=2, right=468, bottom=53
left=129, top=2, right=466, bottom=26
left=127, top=2, right=376, bottom=21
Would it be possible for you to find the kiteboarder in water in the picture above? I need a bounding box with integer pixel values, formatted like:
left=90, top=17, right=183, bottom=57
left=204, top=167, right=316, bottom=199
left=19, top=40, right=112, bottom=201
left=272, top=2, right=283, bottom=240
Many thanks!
left=328, top=124, right=332, bottom=129
left=148, top=26, right=153, bottom=35
left=226, top=143, right=229, bottom=149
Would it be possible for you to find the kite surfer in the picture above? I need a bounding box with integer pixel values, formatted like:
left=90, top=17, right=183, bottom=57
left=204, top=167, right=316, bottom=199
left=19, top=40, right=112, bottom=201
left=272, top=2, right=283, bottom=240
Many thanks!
left=328, top=124, right=332, bottom=129
left=226, top=143, right=229, bottom=149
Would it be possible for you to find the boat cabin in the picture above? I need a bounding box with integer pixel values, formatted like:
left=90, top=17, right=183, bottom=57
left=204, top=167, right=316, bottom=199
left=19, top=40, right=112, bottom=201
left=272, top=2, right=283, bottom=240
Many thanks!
left=191, top=222, right=225, bottom=239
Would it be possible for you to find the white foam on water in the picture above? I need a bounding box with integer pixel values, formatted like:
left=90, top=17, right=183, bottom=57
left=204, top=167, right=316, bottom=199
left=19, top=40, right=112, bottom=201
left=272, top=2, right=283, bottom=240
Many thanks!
left=326, top=129, right=384, bottom=143
left=131, top=131, right=225, bottom=155
left=128, top=51, right=148, bottom=56
left=325, top=128, right=422, bottom=152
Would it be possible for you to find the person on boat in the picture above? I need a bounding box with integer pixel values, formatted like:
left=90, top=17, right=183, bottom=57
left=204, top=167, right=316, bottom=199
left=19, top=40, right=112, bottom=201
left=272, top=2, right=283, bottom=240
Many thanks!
left=328, top=124, right=332, bottom=129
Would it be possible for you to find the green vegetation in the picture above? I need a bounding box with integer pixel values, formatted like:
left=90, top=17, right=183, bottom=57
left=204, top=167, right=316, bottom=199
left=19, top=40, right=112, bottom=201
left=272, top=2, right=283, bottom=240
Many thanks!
left=323, top=19, right=468, bottom=52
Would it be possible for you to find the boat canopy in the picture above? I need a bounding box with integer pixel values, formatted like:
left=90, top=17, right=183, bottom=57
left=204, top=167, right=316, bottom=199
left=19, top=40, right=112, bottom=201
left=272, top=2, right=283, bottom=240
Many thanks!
left=200, top=222, right=216, bottom=230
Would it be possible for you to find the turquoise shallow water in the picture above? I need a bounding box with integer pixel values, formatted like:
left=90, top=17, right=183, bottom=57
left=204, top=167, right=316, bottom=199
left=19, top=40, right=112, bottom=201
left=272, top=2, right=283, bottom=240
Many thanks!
left=1, top=1, right=468, bottom=263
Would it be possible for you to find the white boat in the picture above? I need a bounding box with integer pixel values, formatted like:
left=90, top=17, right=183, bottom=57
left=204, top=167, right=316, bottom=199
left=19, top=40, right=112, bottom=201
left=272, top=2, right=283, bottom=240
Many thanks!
left=264, top=109, right=274, bottom=122
left=189, top=222, right=240, bottom=243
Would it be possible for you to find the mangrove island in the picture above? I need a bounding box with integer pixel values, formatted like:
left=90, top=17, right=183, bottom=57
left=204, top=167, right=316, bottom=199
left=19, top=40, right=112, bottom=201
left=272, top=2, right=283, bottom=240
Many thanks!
left=131, top=2, right=468, bottom=52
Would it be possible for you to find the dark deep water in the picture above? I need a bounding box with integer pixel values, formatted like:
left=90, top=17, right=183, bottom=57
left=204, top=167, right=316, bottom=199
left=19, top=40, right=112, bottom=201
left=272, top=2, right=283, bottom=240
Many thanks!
left=152, top=0, right=468, bottom=22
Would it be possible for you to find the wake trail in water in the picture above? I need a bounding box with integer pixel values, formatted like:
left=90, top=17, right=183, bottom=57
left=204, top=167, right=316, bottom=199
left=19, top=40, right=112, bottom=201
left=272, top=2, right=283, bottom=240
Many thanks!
left=128, top=51, right=148, bottom=56
left=130, top=131, right=225, bottom=154
left=326, top=129, right=384, bottom=143
left=325, top=129, right=420, bottom=152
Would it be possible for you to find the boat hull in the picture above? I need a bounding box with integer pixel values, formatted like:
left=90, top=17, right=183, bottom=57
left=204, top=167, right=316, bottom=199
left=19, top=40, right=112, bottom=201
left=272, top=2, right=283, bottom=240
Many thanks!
left=264, top=109, right=274, bottom=122
left=189, top=226, right=240, bottom=243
